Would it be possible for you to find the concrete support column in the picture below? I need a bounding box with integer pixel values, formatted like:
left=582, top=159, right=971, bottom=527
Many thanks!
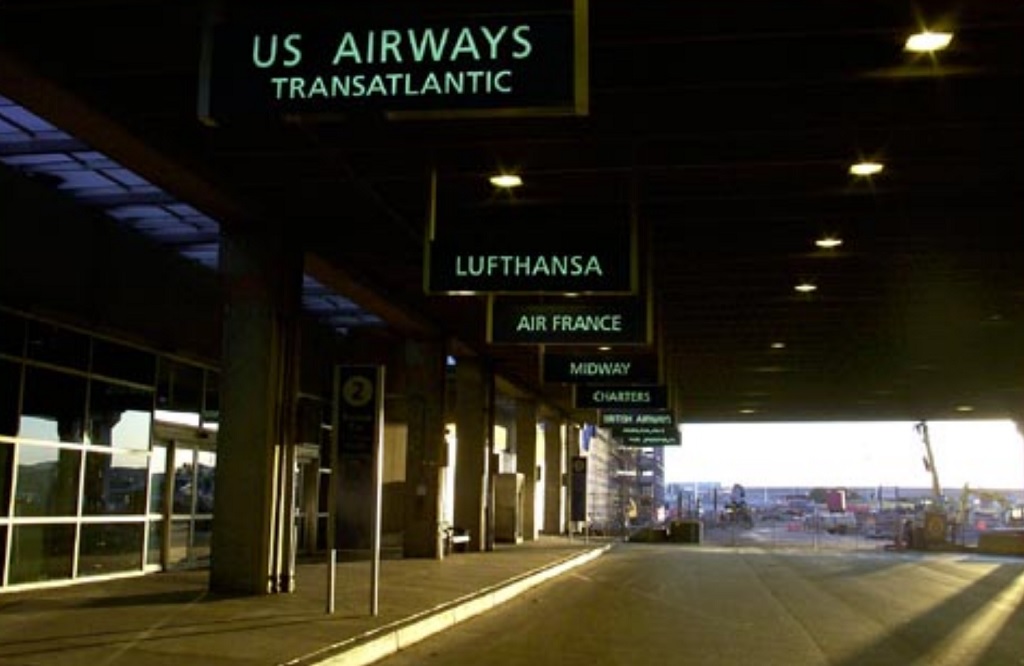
left=543, top=418, right=567, bottom=536
left=515, top=399, right=538, bottom=541
left=211, top=223, right=302, bottom=595
left=402, top=339, right=447, bottom=558
left=453, top=357, right=490, bottom=551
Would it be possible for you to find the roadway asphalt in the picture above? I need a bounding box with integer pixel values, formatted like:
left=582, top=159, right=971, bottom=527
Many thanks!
left=0, top=536, right=610, bottom=666
left=3, top=528, right=1021, bottom=666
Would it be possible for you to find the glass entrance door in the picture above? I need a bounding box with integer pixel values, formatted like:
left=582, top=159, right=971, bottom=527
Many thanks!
left=149, top=428, right=216, bottom=570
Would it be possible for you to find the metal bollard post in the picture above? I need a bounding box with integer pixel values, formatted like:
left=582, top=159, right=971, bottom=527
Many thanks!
left=326, top=548, right=336, bottom=615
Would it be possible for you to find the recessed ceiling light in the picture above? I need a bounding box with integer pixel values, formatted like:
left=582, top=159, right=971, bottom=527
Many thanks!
left=739, top=408, right=757, bottom=415
left=955, top=404, right=975, bottom=413
left=849, top=162, right=884, bottom=176
left=815, top=237, right=843, bottom=249
left=794, top=282, right=817, bottom=293
left=770, top=342, right=786, bottom=350
left=905, top=31, right=953, bottom=53
left=489, top=173, right=523, bottom=188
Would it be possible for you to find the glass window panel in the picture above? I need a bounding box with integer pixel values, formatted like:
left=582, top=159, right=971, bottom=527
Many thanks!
left=168, top=520, right=190, bottom=567
left=0, top=526, right=6, bottom=582
left=195, top=451, right=215, bottom=514
left=25, top=320, right=89, bottom=370
left=172, top=447, right=194, bottom=515
left=9, top=523, right=75, bottom=584
left=0, top=310, right=25, bottom=355
left=192, top=518, right=212, bottom=563
left=20, top=367, right=86, bottom=443
left=202, top=370, right=219, bottom=426
left=15, top=445, right=81, bottom=517
left=149, top=445, right=167, bottom=514
left=83, top=450, right=148, bottom=516
left=91, top=339, right=155, bottom=386
left=296, top=397, right=324, bottom=446
left=156, top=360, right=202, bottom=415
left=78, top=523, right=144, bottom=577
left=87, top=380, right=152, bottom=450
left=318, top=470, right=330, bottom=514
left=146, top=520, right=162, bottom=566
left=0, top=441, right=12, bottom=517
left=0, top=358, right=19, bottom=437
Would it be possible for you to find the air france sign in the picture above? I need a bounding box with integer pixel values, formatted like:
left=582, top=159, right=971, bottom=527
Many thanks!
left=198, top=3, right=588, bottom=122
left=489, top=298, right=648, bottom=344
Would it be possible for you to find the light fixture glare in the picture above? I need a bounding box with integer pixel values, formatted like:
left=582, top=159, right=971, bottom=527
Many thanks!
left=816, top=237, right=843, bottom=249
left=849, top=162, right=884, bottom=176
left=489, top=174, right=523, bottom=188
left=905, top=31, right=953, bottom=53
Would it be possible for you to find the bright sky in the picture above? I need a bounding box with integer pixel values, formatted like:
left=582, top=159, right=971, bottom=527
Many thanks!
left=664, top=419, right=1024, bottom=490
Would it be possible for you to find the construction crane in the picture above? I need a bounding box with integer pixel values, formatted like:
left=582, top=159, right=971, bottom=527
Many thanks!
left=914, top=421, right=943, bottom=505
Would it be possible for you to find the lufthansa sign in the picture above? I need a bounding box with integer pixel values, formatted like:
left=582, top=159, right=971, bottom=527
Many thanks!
left=428, top=231, right=634, bottom=294
left=198, top=2, right=588, bottom=123
left=574, top=385, right=668, bottom=409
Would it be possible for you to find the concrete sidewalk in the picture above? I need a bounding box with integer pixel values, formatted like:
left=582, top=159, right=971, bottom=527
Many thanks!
left=0, top=537, right=611, bottom=666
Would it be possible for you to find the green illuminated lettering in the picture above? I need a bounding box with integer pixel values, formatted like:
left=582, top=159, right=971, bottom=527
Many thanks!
left=512, top=25, right=532, bottom=59
left=479, top=26, right=508, bottom=59
left=408, top=28, right=449, bottom=62
left=450, top=27, right=482, bottom=61
left=332, top=32, right=362, bottom=64
left=380, top=30, right=403, bottom=63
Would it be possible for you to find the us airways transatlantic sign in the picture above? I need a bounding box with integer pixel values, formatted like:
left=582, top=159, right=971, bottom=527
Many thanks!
left=198, top=2, right=588, bottom=123
left=489, top=298, right=648, bottom=344
left=543, top=352, right=659, bottom=384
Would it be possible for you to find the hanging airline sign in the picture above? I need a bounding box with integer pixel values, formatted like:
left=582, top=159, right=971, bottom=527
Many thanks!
left=334, top=364, right=385, bottom=457
left=198, top=1, right=589, bottom=124
left=543, top=351, right=659, bottom=384
left=599, top=410, right=674, bottom=428
left=574, top=384, right=668, bottom=409
left=609, top=424, right=677, bottom=439
left=614, top=431, right=681, bottom=448
left=488, top=297, right=648, bottom=344
left=428, top=231, right=634, bottom=295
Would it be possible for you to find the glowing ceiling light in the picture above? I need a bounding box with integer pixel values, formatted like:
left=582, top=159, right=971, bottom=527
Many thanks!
left=849, top=162, right=884, bottom=176
left=770, top=342, right=786, bottom=350
left=794, top=282, right=817, bottom=293
left=905, top=31, right=953, bottom=53
left=489, top=173, right=523, bottom=188
left=815, top=237, right=843, bottom=249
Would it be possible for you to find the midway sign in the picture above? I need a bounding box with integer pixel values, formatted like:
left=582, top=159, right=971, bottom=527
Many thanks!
left=543, top=351, right=659, bottom=384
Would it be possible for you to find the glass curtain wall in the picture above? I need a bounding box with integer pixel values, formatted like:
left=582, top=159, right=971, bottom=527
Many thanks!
left=0, top=307, right=219, bottom=590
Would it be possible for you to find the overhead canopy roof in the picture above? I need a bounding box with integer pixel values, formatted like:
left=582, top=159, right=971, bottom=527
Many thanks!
left=1, top=1, right=1022, bottom=423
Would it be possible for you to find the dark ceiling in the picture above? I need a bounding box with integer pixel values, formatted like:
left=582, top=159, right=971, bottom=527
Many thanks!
left=2, top=1, right=1023, bottom=423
